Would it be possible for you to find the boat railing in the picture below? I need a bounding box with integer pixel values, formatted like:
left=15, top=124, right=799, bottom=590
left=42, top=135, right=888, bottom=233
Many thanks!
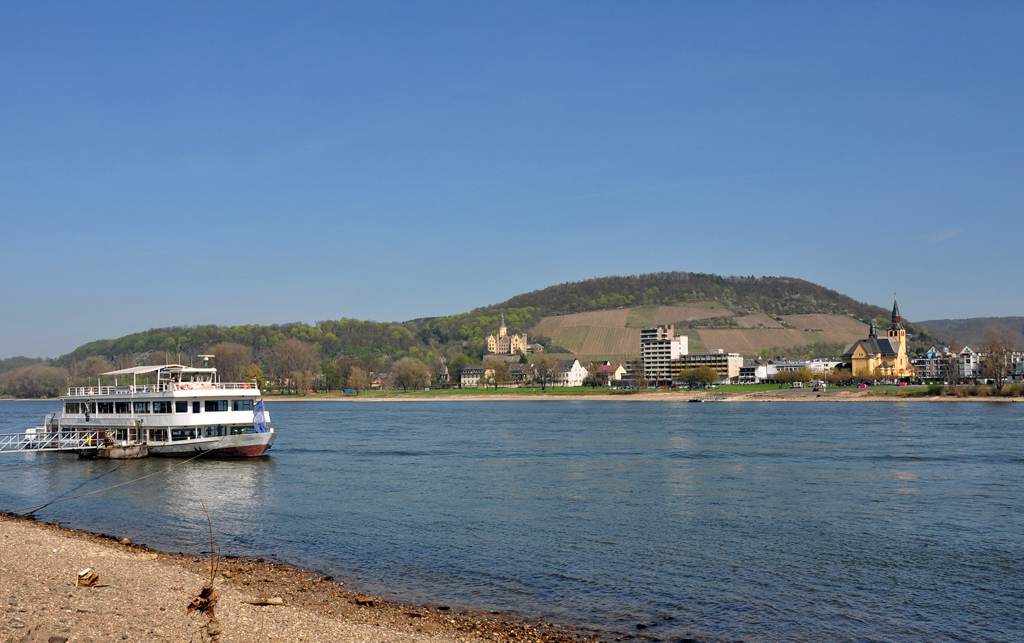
left=66, top=382, right=260, bottom=396
left=0, top=429, right=103, bottom=454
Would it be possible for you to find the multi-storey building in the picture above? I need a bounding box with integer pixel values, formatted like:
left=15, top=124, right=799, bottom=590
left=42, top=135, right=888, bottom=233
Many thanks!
left=671, top=350, right=743, bottom=383
left=640, top=325, right=688, bottom=384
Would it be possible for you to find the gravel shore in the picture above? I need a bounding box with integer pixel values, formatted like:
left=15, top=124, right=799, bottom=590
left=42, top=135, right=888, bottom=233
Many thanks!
left=1, top=515, right=598, bottom=643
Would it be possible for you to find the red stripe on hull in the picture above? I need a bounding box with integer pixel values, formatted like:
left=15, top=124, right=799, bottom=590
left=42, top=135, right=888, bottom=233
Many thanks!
left=208, top=444, right=272, bottom=457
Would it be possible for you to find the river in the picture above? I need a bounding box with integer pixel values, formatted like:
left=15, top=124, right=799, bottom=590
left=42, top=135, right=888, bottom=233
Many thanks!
left=1, top=399, right=1021, bottom=642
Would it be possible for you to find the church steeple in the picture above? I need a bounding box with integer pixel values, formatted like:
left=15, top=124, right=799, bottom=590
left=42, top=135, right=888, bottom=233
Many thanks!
left=499, top=313, right=507, bottom=338
left=889, top=296, right=903, bottom=331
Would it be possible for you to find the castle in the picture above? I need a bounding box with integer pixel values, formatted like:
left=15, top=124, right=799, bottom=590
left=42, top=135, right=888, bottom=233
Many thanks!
left=841, top=297, right=913, bottom=378
left=485, top=314, right=528, bottom=355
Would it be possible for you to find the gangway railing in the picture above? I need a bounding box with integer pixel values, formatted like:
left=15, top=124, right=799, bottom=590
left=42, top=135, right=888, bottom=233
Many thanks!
left=0, top=430, right=102, bottom=454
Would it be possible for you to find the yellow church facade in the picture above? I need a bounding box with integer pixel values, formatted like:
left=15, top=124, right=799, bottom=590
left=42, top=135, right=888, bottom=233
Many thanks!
left=485, top=314, right=528, bottom=355
left=841, top=298, right=914, bottom=379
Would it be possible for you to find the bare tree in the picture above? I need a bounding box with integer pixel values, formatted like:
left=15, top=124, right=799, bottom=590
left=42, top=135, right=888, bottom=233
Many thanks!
left=392, top=357, right=431, bottom=391
left=482, top=358, right=511, bottom=389
left=211, top=343, right=254, bottom=383
left=532, top=357, right=557, bottom=391
left=943, top=341, right=962, bottom=393
left=346, top=366, right=370, bottom=395
left=980, top=330, right=1013, bottom=392
left=269, top=338, right=320, bottom=394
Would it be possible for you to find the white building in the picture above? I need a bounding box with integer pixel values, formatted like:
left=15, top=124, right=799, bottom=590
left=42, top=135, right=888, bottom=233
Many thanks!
left=460, top=364, right=484, bottom=388
left=640, top=325, right=688, bottom=384
left=958, top=346, right=981, bottom=380
left=552, top=359, right=588, bottom=387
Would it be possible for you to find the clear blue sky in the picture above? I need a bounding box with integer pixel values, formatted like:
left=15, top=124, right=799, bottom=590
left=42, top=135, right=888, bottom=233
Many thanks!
left=2, top=2, right=1022, bottom=358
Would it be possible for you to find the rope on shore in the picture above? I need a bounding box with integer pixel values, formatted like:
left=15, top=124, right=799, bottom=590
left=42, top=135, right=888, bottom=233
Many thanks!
left=8, top=451, right=208, bottom=516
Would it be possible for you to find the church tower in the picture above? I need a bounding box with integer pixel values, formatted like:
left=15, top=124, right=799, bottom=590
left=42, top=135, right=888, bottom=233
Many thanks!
left=498, top=313, right=507, bottom=338
left=887, top=296, right=909, bottom=374
left=887, top=297, right=905, bottom=344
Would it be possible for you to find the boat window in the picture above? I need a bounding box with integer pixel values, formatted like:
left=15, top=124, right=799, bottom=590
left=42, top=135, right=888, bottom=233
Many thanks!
left=97, top=402, right=114, bottom=414
left=171, top=428, right=196, bottom=441
left=205, top=400, right=228, bottom=412
left=133, top=402, right=150, bottom=413
left=84, top=403, right=96, bottom=413
left=115, top=429, right=128, bottom=441
left=193, top=401, right=201, bottom=413
left=65, top=402, right=80, bottom=414
left=204, top=425, right=228, bottom=437
left=150, top=429, right=167, bottom=442
left=230, top=426, right=245, bottom=435
left=153, top=401, right=172, bottom=414
left=175, top=401, right=188, bottom=413
left=232, top=400, right=254, bottom=411
left=115, top=402, right=130, bottom=413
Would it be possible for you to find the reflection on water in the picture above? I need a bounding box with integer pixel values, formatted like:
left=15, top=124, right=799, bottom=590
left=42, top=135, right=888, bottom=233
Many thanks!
left=1, top=400, right=1022, bottom=643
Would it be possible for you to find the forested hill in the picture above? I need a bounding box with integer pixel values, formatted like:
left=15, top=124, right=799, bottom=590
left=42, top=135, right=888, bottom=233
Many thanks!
left=1, top=272, right=903, bottom=397
left=52, top=272, right=891, bottom=365
left=486, top=273, right=890, bottom=320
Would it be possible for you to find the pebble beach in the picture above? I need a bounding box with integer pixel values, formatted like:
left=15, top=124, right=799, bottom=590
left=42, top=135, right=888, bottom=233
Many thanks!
left=1, top=515, right=602, bottom=643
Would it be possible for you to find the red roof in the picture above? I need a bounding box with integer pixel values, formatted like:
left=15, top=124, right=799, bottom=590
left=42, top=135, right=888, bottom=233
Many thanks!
left=596, top=364, right=623, bottom=373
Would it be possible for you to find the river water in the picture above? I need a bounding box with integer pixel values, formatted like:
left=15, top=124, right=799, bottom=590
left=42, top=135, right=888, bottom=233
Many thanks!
left=1, top=399, right=1021, bottom=642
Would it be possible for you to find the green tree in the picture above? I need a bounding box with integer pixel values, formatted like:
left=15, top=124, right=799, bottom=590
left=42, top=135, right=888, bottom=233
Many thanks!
left=448, top=354, right=470, bottom=389
left=245, top=364, right=266, bottom=391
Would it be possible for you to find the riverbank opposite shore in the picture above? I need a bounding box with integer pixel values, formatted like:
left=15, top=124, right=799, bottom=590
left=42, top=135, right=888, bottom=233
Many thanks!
left=260, top=386, right=1024, bottom=402
left=1, top=514, right=620, bottom=643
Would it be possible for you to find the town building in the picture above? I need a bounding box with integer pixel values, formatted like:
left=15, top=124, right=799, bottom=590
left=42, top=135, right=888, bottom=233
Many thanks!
left=957, top=346, right=981, bottom=380
left=640, top=325, right=688, bottom=384
left=460, top=364, right=484, bottom=388
left=840, top=298, right=913, bottom=379
left=595, top=363, right=627, bottom=383
left=912, top=345, right=950, bottom=381
left=485, top=314, right=528, bottom=356
left=510, top=363, right=533, bottom=384
left=671, top=350, right=743, bottom=383
left=552, top=359, right=588, bottom=387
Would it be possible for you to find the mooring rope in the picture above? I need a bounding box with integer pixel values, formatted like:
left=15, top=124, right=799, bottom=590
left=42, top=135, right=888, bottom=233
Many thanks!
left=8, top=450, right=208, bottom=516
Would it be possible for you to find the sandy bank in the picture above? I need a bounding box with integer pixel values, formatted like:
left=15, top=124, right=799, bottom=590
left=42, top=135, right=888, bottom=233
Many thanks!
left=0, top=515, right=597, bottom=643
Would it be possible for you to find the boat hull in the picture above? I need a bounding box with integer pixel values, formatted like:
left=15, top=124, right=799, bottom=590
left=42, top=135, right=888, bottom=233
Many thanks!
left=147, top=432, right=275, bottom=457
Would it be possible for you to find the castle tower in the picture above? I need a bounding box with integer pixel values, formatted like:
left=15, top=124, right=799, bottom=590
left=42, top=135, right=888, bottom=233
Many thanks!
left=498, top=313, right=507, bottom=338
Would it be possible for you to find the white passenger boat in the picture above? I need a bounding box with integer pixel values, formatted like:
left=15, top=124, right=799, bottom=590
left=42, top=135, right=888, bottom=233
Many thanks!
left=55, top=359, right=275, bottom=458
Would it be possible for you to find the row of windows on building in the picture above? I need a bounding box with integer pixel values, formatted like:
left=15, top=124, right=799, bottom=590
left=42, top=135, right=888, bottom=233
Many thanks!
left=66, top=400, right=254, bottom=415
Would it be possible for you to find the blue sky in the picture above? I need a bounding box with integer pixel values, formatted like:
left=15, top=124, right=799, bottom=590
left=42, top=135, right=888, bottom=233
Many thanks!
left=2, top=2, right=1022, bottom=358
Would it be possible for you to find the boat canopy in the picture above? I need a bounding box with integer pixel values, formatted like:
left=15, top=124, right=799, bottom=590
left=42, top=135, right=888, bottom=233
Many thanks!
left=101, top=364, right=217, bottom=376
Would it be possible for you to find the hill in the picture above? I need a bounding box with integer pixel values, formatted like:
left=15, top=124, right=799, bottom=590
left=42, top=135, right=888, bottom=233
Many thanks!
left=1, top=272, right=939, bottom=397
left=916, top=317, right=1024, bottom=349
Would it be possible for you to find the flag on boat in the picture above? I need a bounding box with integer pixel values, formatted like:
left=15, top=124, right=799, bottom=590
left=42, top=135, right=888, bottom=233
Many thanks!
left=253, top=399, right=268, bottom=433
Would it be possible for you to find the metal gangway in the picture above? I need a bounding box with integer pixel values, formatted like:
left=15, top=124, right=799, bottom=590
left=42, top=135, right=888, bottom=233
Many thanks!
left=0, top=413, right=101, bottom=454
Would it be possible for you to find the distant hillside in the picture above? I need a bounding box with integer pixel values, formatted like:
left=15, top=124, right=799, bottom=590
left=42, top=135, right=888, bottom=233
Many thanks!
left=917, top=317, right=1024, bottom=349
left=492, top=273, right=890, bottom=320
left=4, top=272, right=929, bottom=379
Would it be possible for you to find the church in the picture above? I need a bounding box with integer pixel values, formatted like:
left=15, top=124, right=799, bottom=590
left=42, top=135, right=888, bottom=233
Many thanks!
left=841, top=298, right=913, bottom=379
left=485, top=314, right=528, bottom=355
